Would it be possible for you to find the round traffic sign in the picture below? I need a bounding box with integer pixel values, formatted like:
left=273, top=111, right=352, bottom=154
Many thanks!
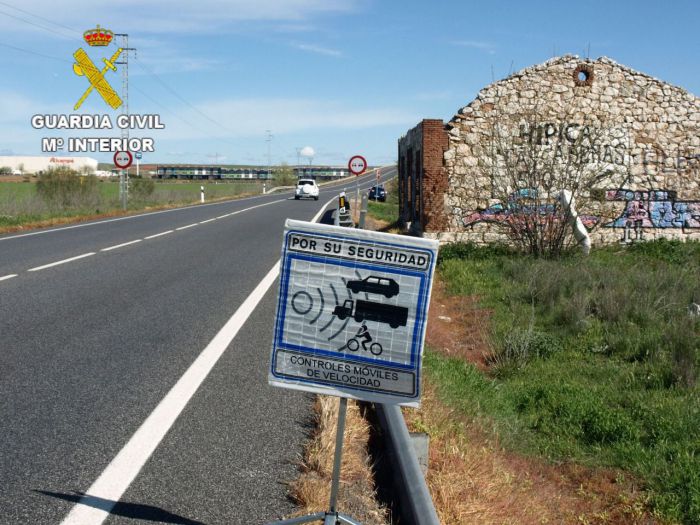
left=114, top=150, right=133, bottom=169
left=348, top=155, right=367, bottom=176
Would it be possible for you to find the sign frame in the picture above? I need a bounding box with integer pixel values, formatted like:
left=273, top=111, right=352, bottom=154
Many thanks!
left=113, top=150, right=133, bottom=169
left=269, top=220, right=438, bottom=407
left=348, top=155, right=367, bottom=176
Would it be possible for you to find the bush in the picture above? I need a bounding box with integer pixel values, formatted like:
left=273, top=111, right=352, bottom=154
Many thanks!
left=36, top=167, right=100, bottom=209
left=129, top=177, right=155, bottom=201
left=437, top=241, right=514, bottom=264
left=490, top=328, right=562, bottom=375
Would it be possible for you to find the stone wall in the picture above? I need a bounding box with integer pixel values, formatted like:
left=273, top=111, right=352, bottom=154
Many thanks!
left=408, top=55, right=700, bottom=246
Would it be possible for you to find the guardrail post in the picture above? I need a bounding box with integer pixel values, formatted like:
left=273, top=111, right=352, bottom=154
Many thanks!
left=358, top=193, right=368, bottom=229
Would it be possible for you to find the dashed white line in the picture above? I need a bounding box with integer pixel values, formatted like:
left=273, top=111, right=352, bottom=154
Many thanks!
left=199, top=218, right=216, bottom=224
left=100, top=239, right=142, bottom=252
left=59, top=196, right=336, bottom=525
left=144, top=230, right=173, bottom=240
left=216, top=214, right=230, bottom=219
left=176, top=223, right=198, bottom=231
left=28, top=252, right=96, bottom=272
left=0, top=274, right=18, bottom=281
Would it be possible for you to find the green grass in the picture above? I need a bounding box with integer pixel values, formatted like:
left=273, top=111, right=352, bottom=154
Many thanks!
left=366, top=180, right=399, bottom=224
left=431, top=240, right=700, bottom=523
left=0, top=180, right=261, bottom=229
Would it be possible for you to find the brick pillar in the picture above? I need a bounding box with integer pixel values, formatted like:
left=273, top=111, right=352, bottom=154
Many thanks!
left=420, top=119, right=448, bottom=232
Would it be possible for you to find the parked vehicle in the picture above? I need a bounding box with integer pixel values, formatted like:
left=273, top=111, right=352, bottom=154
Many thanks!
left=368, top=184, right=386, bottom=202
left=295, top=178, right=319, bottom=200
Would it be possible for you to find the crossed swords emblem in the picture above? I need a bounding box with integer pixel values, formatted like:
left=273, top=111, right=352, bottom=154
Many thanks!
left=72, top=47, right=123, bottom=110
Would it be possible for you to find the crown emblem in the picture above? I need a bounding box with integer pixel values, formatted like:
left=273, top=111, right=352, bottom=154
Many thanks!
left=83, top=25, right=113, bottom=47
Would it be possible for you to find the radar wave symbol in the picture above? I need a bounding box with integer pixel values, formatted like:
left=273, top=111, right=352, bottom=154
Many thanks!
left=289, top=273, right=365, bottom=341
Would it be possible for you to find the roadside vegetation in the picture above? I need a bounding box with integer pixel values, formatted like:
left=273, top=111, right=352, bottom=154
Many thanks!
left=434, top=240, right=700, bottom=523
left=366, top=180, right=399, bottom=225
left=362, top=193, right=699, bottom=522
left=0, top=167, right=262, bottom=232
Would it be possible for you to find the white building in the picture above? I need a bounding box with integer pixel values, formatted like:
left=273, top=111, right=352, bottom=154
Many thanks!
left=0, top=156, right=99, bottom=174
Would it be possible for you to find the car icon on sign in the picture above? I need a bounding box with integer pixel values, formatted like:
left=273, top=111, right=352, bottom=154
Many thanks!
left=346, top=276, right=399, bottom=298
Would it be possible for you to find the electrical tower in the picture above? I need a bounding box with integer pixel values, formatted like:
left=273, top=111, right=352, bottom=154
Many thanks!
left=265, top=130, right=273, bottom=180
left=114, top=33, right=136, bottom=210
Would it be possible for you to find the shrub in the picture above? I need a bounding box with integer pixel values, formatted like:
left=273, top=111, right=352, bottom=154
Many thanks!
left=490, top=328, right=562, bottom=375
left=129, top=177, right=155, bottom=201
left=36, top=167, right=99, bottom=209
left=437, top=241, right=514, bottom=264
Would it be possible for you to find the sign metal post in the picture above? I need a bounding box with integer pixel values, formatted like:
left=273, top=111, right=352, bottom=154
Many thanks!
left=114, top=150, right=133, bottom=210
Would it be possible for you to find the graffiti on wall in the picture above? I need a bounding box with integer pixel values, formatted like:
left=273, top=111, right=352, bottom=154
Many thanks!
left=605, top=189, right=700, bottom=234
left=461, top=189, right=599, bottom=228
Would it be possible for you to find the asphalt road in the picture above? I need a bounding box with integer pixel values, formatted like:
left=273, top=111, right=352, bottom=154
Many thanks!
left=0, top=167, right=396, bottom=525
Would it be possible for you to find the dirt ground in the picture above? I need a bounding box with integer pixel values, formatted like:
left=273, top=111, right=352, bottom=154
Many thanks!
left=407, top=277, right=658, bottom=525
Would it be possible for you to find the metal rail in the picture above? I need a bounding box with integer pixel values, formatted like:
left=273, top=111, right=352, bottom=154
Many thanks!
left=375, top=404, right=440, bottom=525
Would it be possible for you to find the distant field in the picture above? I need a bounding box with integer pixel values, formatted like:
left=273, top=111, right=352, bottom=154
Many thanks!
left=0, top=180, right=263, bottom=230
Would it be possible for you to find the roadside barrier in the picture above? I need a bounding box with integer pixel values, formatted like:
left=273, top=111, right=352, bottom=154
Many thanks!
left=375, top=403, right=440, bottom=524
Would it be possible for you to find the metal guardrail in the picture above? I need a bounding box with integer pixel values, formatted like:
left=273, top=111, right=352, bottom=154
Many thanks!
left=375, top=404, right=440, bottom=525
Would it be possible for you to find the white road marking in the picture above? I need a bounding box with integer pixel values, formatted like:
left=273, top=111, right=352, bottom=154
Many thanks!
left=0, top=194, right=295, bottom=243
left=59, top=197, right=335, bottom=525
left=176, top=224, right=198, bottom=231
left=100, top=239, right=142, bottom=252
left=60, top=262, right=280, bottom=525
left=199, top=218, right=216, bottom=224
left=27, top=252, right=96, bottom=272
left=216, top=214, right=230, bottom=219
left=0, top=274, right=17, bottom=281
left=144, top=230, right=173, bottom=240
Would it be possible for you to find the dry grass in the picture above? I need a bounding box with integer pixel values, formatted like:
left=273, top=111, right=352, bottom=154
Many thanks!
left=405, top=381, right=655, bottom=525
left=0, top=192, right=260, bottom=234
left=287, top=397, right=390, bottom=524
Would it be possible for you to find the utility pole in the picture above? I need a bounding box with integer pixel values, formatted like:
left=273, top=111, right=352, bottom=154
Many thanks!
left=265, top=130, right=273, bottom=181
left=115, top=33, right=136, bottom=210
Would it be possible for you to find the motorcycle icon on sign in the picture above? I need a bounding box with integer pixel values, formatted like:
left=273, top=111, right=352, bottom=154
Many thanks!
left=344, top=323, right=383, bottom=356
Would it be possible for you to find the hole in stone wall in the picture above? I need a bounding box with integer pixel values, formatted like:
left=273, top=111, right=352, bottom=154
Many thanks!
left=573, top=64, right=594, bottom=87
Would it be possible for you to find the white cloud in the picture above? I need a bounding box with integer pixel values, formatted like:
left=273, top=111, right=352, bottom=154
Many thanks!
left=0, top=1, right=359, bottom=35
left=451, top=39, right=496, bottom=54
left=164, top=97, right=418, bottom=139
left=293, top=43, right=342, bottom=57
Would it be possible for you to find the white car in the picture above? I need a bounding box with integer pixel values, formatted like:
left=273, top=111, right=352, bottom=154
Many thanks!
left=295, top=178, right=319, bottom=200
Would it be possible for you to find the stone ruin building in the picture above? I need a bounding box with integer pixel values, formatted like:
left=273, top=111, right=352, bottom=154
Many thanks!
left=397, top=55, right=700, bottom=246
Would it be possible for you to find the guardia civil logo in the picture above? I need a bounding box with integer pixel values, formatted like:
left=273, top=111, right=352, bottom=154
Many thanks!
left=72, top=25, right=123, bottom=110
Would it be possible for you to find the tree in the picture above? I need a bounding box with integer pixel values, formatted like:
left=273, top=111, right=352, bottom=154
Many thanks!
left=36, top=166, right=99, bottom=209
left=274, top=162, right=296, bottom=187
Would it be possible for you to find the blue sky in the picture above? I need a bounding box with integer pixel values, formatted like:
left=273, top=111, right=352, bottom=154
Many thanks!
left=0, top=0, right=698, bottom=166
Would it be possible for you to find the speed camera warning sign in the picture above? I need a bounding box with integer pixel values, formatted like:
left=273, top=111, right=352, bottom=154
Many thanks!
left=269, top=220, right=438, bottom=406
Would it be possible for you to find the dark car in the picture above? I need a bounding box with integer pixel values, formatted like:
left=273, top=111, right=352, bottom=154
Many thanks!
left=346, top=276, right=399, bottom=298
left=368, top=184, right=387, bottom=202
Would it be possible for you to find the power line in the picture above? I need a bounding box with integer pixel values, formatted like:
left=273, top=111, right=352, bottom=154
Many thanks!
left=0, top=0, right=81, bottom=36
left=0, top=39, right=71, bottom=63
left=133, top=57, right=236, bottom=135
left=0, top=7, right=76, bottom=41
